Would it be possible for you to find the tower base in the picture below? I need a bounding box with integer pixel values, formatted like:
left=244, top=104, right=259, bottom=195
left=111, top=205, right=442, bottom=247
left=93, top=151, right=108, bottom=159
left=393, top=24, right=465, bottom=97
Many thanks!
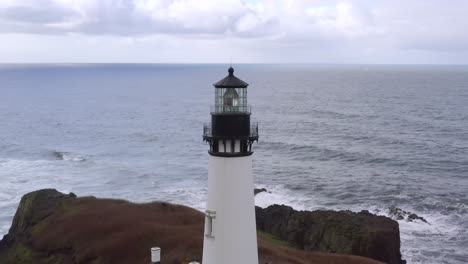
left=202, top=155, right=258, bottom=264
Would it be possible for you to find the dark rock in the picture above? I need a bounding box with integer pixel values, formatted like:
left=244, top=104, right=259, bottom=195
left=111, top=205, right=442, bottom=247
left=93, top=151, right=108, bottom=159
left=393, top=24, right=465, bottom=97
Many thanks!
left=388, top=206, right=406, bottom=221
left=388, top=206, right=428, bottom=223
left=0, top=189, right=77, bottom=263
left=408, top=213, right=428, bottom=223
left=254, top=188, right=268, bottom=196
left=51, top=150, right=65, bottom=160
left=4, top=189, right=75, bottom=243
left=359, top=210, right=373, bottom=216
left=256, top=205, right=405, bottom=264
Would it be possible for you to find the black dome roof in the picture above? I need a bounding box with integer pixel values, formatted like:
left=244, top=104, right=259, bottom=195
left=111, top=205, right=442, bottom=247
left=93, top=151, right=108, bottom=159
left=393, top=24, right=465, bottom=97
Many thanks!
left=213, top=67, right=249, bottom=88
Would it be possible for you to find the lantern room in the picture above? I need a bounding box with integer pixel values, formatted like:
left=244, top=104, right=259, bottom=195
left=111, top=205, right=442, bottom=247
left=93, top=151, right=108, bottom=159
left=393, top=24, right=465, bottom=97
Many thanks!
left=203, top=66, right=258, bottom=157
left=212, top=67, right=249, bottom=114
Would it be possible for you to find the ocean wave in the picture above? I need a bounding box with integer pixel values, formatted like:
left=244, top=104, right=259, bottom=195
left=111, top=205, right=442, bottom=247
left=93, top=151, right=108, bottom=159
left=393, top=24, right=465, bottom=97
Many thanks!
left=305, top=108, right=366, bottom=120
left=0, top=158, right=50, bottom=170
left=259, top=140, right=467, bottom=175
left=260, top=141, right=403, bottom=166
left=254, top=184, right=314, bottom=211
left=130, top=132, right=159, bottom=142
left=51, top=151, right=87, bottom=162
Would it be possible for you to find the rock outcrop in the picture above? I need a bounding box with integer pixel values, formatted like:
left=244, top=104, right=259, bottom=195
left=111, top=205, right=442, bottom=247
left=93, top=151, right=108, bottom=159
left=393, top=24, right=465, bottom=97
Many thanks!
left=256, top=205, right=405, bottom=264
left=0, top=189, right=204, bottom=264
left=0, top=189, right=78, bottom=263
left=254, top=188, right=268, bottom=196
left=388, top=206, right=428, bottom=223
left=1, top=189, right=389, bottom=264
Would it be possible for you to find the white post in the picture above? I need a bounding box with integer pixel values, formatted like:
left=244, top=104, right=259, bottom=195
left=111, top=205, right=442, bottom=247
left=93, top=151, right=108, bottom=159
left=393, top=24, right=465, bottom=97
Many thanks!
left=151, top=247, right=160, bottom=264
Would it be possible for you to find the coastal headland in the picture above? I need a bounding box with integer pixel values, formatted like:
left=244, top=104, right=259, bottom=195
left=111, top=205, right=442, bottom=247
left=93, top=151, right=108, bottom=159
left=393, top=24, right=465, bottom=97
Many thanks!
left=0, top=189, right=404, bottom=264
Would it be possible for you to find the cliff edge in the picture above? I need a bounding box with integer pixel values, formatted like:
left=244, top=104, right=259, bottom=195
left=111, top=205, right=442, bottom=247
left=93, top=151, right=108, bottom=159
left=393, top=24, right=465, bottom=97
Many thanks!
left=0, top=189, right=392, bottom=264
left=256, top=205, right=405, bottom=264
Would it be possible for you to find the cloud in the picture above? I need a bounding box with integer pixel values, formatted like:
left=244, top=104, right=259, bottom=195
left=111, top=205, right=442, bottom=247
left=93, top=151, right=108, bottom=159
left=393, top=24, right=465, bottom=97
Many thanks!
left=0, top=0, right=268, bottom=36
left=1, top=0, right=467, bottom=47
left=1, top=4, right=74, bottom=24
left=375, top=0, right=468, bottom=51
left=1, top=0, right=468, bottom=63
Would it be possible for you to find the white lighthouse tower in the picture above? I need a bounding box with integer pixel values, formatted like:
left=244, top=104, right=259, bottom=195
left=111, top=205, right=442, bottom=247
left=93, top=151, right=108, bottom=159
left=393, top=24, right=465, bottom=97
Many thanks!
left=202, top=67, right=259, bottom=264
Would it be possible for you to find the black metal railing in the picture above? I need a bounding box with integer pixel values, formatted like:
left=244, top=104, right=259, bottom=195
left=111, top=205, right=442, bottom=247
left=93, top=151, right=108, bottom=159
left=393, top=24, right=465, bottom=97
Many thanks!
left=250, top=122, right=259, bottom=138
left=210, top=105, right=251, bottom=114
left=203, top=123, right=212, bottom=137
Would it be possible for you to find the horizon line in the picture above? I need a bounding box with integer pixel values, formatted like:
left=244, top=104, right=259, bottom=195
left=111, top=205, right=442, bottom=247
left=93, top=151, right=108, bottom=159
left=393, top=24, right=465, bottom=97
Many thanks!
left=1, top=62, right=468, bottom=66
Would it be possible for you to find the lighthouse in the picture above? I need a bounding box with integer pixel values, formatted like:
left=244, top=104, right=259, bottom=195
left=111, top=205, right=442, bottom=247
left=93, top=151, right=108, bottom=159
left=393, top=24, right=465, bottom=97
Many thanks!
left=202, top=67, right=259, bottom=264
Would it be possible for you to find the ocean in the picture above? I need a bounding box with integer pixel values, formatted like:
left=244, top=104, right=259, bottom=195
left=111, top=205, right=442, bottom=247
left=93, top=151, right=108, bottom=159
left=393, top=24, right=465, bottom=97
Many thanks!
left=0, top=64, right=467, bottom=264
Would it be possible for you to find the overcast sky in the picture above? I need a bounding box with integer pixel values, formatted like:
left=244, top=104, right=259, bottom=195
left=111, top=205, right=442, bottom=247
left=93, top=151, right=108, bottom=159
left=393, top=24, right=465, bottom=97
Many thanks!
left=1, top=0, right=468, bottom=64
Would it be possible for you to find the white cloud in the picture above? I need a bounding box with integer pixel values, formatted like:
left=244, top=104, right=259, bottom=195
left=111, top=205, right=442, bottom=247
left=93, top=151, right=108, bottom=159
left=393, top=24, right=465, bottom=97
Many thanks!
left=0, top=0, right=468, bottom=63
left=0, top=0, right=259, bottom=35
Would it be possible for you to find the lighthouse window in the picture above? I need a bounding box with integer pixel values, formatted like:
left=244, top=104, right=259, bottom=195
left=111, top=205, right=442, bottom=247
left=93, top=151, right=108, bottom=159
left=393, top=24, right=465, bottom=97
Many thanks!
left=205, top=210, right=216, bottom=238
left=223, top=88, right=239, bottom=112
left=241, top=139, right=248, bottom=152
left=214, top=87, right=248, bottom=114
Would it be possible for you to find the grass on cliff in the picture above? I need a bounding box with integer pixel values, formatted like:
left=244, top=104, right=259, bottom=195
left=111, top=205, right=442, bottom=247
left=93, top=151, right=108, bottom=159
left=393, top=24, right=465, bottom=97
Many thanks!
left=257, top=231, right=293, bottom=248
left=4, top=194, right=384, bottom=264
left=13, top=244, right=33, bottom=263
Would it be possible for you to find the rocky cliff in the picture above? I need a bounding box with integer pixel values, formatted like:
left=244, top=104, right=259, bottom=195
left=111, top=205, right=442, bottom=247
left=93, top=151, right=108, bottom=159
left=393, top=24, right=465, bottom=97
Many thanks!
left=256, top=204, right=405, bottom=264
left=0, top=189, right=390, bottom=264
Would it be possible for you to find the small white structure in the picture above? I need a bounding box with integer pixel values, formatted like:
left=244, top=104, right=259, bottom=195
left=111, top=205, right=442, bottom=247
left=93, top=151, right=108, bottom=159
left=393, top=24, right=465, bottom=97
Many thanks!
left=151, top=247, right=160, bottom=264
left=202, top=67, right=259, bottom=264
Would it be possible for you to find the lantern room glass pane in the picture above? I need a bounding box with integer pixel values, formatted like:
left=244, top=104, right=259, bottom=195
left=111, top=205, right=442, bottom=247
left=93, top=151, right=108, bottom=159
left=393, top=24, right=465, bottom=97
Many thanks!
left=224, top=88, right=239, bottom=109
left=214, top=87, right=248, bottom=113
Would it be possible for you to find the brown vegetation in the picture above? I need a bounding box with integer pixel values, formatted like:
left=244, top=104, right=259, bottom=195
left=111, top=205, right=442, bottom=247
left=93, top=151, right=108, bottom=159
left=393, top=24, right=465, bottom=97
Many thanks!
left=1, top=189, right=384, bottom=264
left=33, top=197, right=204, bottom=263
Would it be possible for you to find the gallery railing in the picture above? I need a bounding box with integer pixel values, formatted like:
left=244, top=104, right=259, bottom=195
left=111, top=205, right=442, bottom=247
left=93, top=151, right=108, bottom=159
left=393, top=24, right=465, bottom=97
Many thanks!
left=210, top=105, right=251, bottom=114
